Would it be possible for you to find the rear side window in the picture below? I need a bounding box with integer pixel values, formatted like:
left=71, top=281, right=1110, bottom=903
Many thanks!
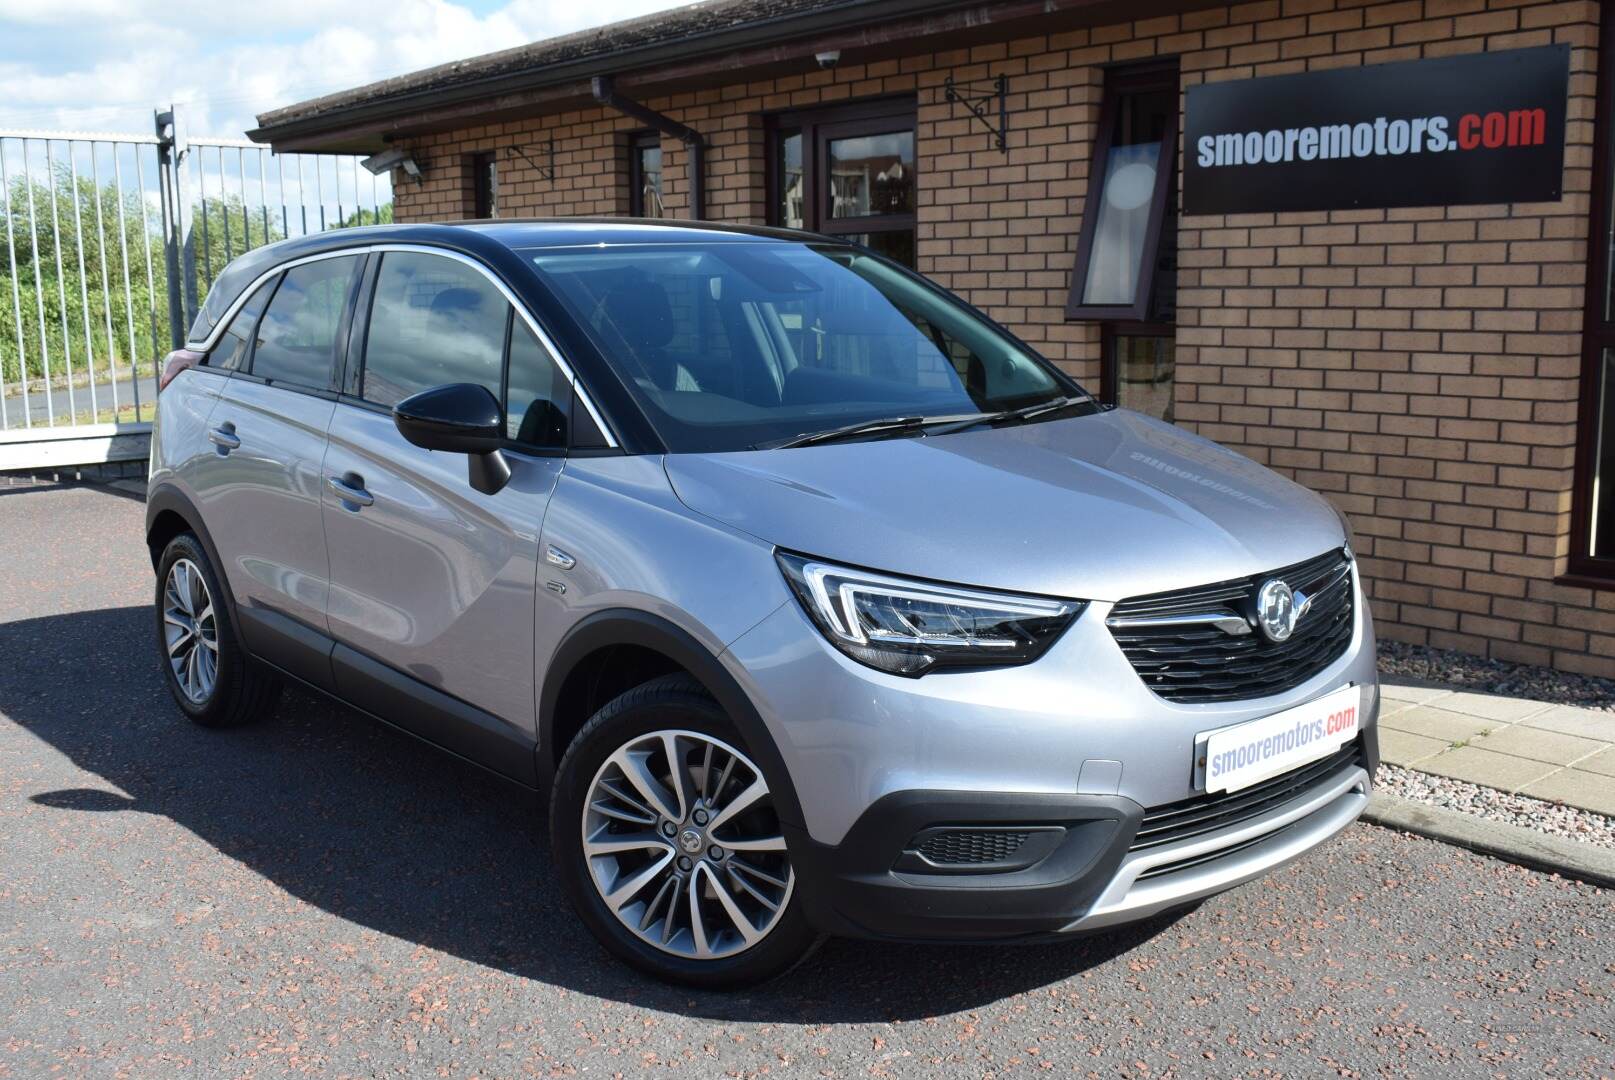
left=250, top=256, right=361, bottom=389
left=361, top=252, right=510, bottom=408
left=210, top=280, right=275, bottom=372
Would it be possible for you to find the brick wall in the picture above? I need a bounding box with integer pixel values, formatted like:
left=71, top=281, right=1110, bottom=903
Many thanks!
left=390, top=0, right=1611, bottom=675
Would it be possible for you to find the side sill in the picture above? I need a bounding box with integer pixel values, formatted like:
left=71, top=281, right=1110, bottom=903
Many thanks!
left=235, top=604, right=537, bottom=788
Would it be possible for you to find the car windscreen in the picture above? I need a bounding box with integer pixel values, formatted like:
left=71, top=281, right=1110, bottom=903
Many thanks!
left=524, top=242, right=1082, bottom=453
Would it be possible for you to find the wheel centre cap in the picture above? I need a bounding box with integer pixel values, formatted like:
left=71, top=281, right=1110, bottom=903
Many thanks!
left=678, top=827, right=704, bottom=854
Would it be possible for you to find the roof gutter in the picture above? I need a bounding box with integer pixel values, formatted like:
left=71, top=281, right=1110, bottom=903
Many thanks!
left=249, top=0, right=1220, bottom=152
left=247, top=0, right=990, bottom=148
left=591, top=76, right=705, bottom=220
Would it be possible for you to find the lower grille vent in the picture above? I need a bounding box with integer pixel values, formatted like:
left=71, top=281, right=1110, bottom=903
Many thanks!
left=916, top=829, right=1034, bottom=865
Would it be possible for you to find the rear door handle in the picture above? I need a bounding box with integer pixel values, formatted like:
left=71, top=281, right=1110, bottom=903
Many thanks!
left=207, top=424, right=240, bottom=451
left=327, top=473, right=374, bottom=508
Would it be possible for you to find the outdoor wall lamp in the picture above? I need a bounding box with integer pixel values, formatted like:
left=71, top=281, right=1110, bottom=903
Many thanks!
left=361, top=147, right=423, bottom=181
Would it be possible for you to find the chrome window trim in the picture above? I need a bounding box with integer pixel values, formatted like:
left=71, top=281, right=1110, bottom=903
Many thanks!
left=184, top=242, right=619, bottom=449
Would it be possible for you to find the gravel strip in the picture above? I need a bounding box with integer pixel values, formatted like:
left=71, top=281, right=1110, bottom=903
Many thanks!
left=1378, top=639, right=1615, bottom=712
left=1375, top=761, right=1615, bottom=849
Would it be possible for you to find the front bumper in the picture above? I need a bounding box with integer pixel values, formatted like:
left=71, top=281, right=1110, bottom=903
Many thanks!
left=719, top=557, right=1381, bottom=941
left=787, top=733, right=1376, bottom=941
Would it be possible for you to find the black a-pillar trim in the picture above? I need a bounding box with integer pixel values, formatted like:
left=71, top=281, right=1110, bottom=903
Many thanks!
left=591, top=75, right=705, bottom=220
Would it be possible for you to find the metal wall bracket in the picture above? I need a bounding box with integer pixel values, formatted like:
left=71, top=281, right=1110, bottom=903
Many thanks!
left=509, top=139, right=555, bottom=181
left=943, top=75, right=1009, bottom=153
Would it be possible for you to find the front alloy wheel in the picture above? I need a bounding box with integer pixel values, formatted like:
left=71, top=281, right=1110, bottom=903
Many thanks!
left=551, top=673, right=818, bottom=987
left=582, top=729, right=794, bottom=960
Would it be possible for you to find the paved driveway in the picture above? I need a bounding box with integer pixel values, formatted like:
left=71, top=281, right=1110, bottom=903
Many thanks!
left=1, top=480, right=1611, bottom=1077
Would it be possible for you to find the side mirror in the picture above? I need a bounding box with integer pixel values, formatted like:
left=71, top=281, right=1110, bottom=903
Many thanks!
left=393, top=382, right=511, bottom=495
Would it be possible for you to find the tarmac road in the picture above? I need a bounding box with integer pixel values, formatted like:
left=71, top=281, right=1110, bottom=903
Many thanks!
left=1, top=374, right=157, bottom=428
left=1, top=479, right=1611, bottom=1077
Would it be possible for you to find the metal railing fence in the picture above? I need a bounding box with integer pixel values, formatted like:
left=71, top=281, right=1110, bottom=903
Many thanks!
left=0, top=107, right=391, bottom=443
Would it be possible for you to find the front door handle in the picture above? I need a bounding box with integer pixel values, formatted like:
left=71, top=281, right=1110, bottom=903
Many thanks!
left=327, top=473, right=374, bottom=508
left=207, top=423, right=240, bottom=451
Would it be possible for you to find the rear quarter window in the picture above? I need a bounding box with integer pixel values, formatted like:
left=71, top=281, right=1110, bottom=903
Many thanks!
left=209, top=279, right=276, bottom=372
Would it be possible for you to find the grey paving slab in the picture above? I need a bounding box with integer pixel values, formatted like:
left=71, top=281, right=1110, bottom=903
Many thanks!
left=1378, top=679, right=1455, bottom=705
left=1516, top=703, right=1615, bottom=741
left=1378, top=727, right=1450, bottom=767
left=1518, top=769, right=1615, bottom=816
left=1469, top=724, right=1612, bottom=767
left=1379, top=703, right=1496, bottom=743
left=1433, top=689, right=1556, bottom=724
left=1575, top=746, right=1615, bottom=778
left=1417, top=746, right=1560, bottom=792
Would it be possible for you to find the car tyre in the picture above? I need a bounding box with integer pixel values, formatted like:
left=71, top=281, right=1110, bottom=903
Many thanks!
left=155, top=532, right=282, bottom=728
left=551, top=673, right=820, bottom=988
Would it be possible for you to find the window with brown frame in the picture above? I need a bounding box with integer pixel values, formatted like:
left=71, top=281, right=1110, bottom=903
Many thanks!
left=1067, top=62, right=1180, bottom=421
left=1570, top=10, right=1615, bottom=580
left=1067, top=64, right=1178, bottom=321
left=469, top=151, right=497, bottom=219
left=629, top=132, right=664, bottom=217
left=1104, top=323, right=1178, bottom=424
left=767, top=98, right=917, bottom=268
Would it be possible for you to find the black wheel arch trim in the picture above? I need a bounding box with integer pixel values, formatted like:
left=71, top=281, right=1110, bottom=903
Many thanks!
left=538, top=608, right=806, bottom=830
left=146, top=483, right=238, bottom=620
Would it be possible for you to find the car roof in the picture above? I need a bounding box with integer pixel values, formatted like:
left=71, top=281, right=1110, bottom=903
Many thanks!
left=265, top=218, right=825, bottom=259
left=188, top=218, right=839, bottom=341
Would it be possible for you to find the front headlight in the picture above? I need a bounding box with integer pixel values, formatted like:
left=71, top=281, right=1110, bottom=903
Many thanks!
left=777, top=552, right=1084, bottom=677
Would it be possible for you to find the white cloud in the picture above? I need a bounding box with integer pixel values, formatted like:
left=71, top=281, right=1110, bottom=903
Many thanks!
left=0, top=0, right=687, bottom=137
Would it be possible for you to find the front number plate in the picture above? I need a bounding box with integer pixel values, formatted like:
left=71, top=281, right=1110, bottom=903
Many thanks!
left=1202, top=684, right=1361, bottom=794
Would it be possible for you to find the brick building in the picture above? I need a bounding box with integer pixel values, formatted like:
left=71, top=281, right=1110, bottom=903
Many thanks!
left=251, top=0, right=1615, bottom=675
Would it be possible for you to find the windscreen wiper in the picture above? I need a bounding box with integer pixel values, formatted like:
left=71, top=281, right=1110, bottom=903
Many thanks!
left=760, top=397, right=1090, bottom=450
left=760, top=415, right=931, bottom=450
left=924, top=395, right=1088, bottom=437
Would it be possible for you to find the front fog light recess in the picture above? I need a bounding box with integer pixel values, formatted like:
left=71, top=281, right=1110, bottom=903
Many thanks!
left=777, top=553, right=1083, bottom=676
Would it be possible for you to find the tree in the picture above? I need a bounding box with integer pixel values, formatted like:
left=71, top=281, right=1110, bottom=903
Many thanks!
left=340, top=204, right=393, bottom=228
left=0, top=167, right=167, bottom=392
left=1, top=160, right=394, bottom=402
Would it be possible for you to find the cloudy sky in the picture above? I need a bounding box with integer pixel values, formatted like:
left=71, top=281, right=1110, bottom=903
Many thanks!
left=0, top=0, right=687, bottom=138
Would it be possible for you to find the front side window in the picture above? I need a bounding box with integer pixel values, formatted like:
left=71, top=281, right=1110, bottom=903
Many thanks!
left=526, top=242, right=1081, bottom=453
left=250, top=256, right=360, bottom=388
left=361, top=252, right=510, bottom=409
left=506, top=320, right=570, bottom=447
left=359, top=252, right=571, bottom=449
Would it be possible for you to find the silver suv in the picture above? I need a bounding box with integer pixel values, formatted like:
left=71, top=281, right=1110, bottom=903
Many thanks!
left=148, top=221, right=1378, bottom=987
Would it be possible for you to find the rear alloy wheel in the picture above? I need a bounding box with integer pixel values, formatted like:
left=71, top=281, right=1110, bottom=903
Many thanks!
left=163, top=558, right=219, bottom=704
left=154, top=532, right=281, bottom=728
left=551, top=674, right=818, bottom=987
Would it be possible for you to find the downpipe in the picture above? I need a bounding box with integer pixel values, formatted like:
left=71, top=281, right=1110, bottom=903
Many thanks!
left=591, top=75, right=705, bottom=220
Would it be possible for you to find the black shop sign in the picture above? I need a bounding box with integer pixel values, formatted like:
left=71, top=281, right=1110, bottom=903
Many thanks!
left=1183, top=45, right=1569, bottom=215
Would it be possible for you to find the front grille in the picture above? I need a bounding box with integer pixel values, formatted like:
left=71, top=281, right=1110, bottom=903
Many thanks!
left=1108, top=549, right=1354, bottom=703
left=1130, top=740, right=1362, bottom=861
left=916, top=829, right=1034, bottom=865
